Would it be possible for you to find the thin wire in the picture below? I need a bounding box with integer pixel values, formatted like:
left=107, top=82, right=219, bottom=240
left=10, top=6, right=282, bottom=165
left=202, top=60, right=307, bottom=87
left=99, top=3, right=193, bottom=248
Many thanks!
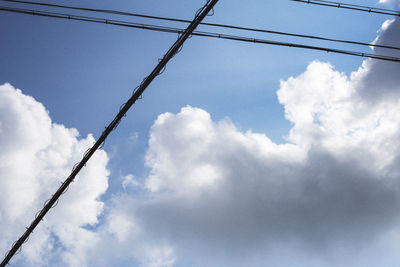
left=1, top=5, right=399, bottom=63
left=291, top=0, right=400, bottom=16
left=0, top=0, right=219, bottom=266
left=0, top=0, right=399, bottom=51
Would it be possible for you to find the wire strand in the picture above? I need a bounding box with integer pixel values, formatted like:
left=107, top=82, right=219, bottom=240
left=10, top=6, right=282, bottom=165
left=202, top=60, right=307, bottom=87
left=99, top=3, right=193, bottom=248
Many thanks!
left=0, top=1, right=219, bottom=266
left=1, top=0, right=399, bottom=51
left=1, top=5, right=399, bottom=63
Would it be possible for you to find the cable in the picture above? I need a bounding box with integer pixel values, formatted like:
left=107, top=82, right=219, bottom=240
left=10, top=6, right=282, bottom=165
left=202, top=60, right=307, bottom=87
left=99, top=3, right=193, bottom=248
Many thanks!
left=1, top=5, right=400, bottom=63
left=0, top=0, right=219, bottom=266
left=0, top=0, right=399, bottom=51
left=291, top=0, right=400, bottom=16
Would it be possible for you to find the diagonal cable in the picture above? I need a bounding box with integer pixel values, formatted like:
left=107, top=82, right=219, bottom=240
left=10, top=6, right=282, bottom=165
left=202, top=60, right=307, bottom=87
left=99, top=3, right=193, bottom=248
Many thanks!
left=0, top=0, right=219, bottom=266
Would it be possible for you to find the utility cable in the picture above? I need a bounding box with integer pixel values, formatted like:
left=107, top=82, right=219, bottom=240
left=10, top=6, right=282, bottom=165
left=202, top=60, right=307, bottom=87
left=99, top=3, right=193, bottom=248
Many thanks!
left=0, top=0, right=219, bottom=266
left=0, top=0, right=399, bottom=51
left=291, top=0, right=400, bottom=16
left=1, top=5, right=400, bottom=63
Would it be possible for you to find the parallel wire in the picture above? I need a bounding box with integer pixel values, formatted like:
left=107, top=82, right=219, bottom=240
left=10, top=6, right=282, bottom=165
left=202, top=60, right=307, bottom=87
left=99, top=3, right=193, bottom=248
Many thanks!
left=0, top=0, right=399, bottom=264
left=0, top=0, right=219, bottom=266
left=0, top=0, right=399, bottom=51
left=1, top=5, right=400, bottom=63
left=291, top=0, right=400, bottom=16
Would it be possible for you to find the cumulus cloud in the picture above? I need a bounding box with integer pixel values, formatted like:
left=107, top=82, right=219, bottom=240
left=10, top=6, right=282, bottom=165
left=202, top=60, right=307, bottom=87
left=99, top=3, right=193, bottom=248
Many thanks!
left=354, top=18, right=400, bottom=102
left=112, top=103, right=400, bottom=265
left=0, top=83, right=109, bottom=266
left=94, top=12, right=400, bottom=267
left=122, top=174, right=140, bottom=190
left=3, top=3, right=400, bottom=267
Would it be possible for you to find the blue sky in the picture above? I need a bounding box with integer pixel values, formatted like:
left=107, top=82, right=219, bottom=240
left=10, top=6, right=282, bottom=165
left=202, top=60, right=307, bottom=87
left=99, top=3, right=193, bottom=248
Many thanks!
left=1, top=0, right=400, bottom=266
left=0, top=0, right=386, bottom=185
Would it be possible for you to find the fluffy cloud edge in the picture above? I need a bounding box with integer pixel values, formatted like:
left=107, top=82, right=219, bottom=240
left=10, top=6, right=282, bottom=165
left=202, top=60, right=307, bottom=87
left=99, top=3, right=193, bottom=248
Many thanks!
left=0, top=83, right=110, bottom=266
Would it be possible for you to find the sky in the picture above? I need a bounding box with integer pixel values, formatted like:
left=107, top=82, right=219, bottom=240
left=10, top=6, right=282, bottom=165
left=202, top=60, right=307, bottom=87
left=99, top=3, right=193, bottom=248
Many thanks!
left=1, top=0, right=400, bottom=266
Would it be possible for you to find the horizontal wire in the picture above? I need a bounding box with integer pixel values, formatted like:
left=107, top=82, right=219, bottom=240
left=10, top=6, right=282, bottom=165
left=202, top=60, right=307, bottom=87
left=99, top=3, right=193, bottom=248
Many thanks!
left=1, top=5, right=400, bottom=63
left=291, top=0, right=400, bottom=16
left=1, top=0, right=400, bottom=51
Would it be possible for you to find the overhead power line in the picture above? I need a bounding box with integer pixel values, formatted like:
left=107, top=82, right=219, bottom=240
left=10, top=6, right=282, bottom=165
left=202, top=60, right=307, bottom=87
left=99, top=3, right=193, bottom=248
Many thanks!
left=291, top=0, right=400, bottom=16
left=0, top=0, right=399, bottom=51
left=0, top=0, right=219, bottom=266
left=1, top=5, right=400, bottom=63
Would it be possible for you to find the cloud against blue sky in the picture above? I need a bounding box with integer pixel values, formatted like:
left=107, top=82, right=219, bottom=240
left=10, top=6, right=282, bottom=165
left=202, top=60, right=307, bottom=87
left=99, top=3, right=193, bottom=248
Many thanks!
left=1, top=0, right=400, bottom=266
left=0, top=84, right=109, bottom=266
left=93, top=14, right=400, bottom=266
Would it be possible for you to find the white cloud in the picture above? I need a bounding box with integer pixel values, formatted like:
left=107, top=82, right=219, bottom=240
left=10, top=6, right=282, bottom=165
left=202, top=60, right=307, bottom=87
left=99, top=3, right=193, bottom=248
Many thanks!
left=120, top=103, right=400, bottom=266
left=106, top=211, right=136, bottom=242
left=0, top=83, right=109, bottom=266
left=378, top=0, right=400, bottom=7
left=354, top=18, right=400, bottom=102
left=93, top=14, right=400, bottom=266
left=3, top=5, right=400, bottom=267
left=122, top=174, right=140, bottom=190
